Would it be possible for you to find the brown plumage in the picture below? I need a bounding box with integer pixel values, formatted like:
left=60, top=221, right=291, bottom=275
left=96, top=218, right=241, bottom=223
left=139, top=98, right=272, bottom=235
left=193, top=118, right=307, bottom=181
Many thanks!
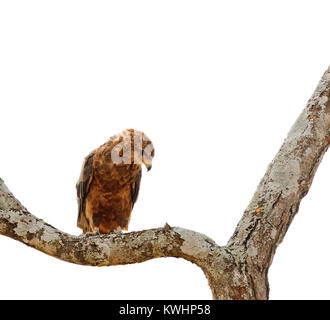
left=76, top=129, right=154, bottom=234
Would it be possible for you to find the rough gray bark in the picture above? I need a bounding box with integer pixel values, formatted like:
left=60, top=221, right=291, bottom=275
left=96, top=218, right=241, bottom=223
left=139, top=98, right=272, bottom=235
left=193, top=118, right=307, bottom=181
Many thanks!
left=0, top=66, right=329, bottom=299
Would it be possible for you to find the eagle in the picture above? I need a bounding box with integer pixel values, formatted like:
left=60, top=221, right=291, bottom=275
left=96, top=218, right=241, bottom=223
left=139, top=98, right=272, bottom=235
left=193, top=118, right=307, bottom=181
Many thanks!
left=76, top=129, right=154, bottom=234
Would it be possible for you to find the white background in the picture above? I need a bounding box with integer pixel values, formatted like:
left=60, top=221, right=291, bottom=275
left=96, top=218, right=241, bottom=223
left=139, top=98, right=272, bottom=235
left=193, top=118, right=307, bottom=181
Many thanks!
left=0, top=0, right=329, bottom=299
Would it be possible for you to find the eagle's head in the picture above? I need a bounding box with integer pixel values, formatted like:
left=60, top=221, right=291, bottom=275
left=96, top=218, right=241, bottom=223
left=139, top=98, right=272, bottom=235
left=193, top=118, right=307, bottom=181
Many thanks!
left=132, top=129, right=154, bottom=171
left=141, top=134, right=154, bottom=171
left=110, top=129, right=155, bottom=171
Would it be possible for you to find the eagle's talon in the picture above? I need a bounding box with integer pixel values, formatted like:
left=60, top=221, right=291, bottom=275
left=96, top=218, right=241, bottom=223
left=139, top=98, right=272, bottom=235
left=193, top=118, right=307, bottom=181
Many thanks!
left=82, top=232, right=94, bottom=237
left=82, top=227, right=100, bottom=237
left=109, top=228, right=123, bottom=235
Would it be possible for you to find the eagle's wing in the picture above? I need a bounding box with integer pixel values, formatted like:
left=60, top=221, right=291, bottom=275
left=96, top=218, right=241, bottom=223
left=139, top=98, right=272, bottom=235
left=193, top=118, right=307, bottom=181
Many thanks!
left=131, top=168, right=142, bottom=208
left=76, top=150, right=95, bottom=229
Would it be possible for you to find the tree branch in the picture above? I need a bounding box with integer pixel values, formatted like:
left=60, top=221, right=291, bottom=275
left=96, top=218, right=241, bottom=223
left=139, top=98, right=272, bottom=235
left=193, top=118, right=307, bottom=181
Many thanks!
left=0, top=181, right=217, bottom=266
left=227, top=66, right=330, bottom=299
left=0, top=66, right=329, bottom=299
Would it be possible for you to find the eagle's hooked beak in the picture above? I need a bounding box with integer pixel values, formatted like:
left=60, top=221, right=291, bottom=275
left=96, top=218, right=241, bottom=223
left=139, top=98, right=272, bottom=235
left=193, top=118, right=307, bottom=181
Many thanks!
left=143, top=159, right=152, bottom=171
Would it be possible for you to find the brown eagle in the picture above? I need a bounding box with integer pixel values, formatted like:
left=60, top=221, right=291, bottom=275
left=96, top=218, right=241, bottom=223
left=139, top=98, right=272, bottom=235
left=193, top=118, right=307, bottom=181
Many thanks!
left=76, top=129, right=154, bottom=234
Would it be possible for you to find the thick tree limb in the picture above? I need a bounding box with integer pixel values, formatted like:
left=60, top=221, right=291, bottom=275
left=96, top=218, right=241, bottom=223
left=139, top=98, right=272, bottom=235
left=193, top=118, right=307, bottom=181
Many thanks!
left=227, top=66, right=330, bottom=299
left=0, top=66, right=329, bottom=299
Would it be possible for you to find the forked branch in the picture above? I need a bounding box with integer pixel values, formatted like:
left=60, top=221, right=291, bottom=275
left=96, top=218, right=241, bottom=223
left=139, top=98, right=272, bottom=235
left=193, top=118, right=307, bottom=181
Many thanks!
left=0, top=66, right=329, bottom=299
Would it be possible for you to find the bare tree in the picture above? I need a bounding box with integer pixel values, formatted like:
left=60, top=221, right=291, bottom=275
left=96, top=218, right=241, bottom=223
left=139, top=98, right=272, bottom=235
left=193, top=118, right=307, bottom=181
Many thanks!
left=0, top=66, right=329, bottom=300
